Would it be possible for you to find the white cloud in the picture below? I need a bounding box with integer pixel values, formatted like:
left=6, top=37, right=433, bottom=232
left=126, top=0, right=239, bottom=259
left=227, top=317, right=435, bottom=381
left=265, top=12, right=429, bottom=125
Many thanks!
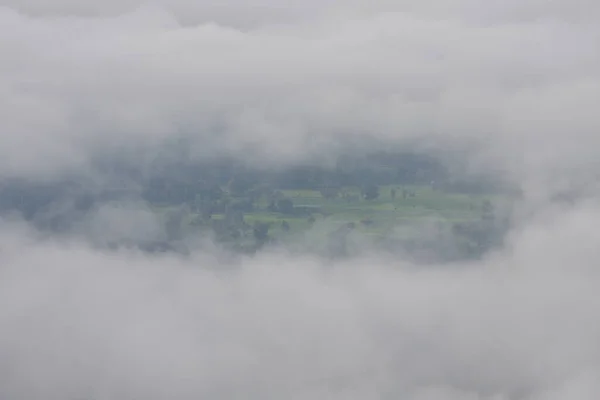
left=1, top=203, right=600, bottom=398
left=0, top=1, right=598, bottom=184
left=1, top=1, right=600, bottom=397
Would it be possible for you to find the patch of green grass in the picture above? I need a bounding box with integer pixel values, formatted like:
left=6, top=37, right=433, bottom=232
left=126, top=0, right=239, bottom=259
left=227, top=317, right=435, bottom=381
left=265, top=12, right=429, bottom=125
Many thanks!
left=154, top=183, right=508, bottom=245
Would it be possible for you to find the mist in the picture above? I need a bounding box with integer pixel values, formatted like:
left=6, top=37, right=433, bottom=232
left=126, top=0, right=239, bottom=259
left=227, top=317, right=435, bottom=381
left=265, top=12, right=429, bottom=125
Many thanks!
left=2, top=205, right=600, bottom=399
left=1, top=0, right=600, bottom=398
left=1, top=0, right=599, bottom=183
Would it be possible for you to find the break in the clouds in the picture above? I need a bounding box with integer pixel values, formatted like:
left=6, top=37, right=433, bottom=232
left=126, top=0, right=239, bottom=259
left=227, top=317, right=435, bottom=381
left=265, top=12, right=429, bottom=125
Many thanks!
left=0, top=0, right=599, bottom=183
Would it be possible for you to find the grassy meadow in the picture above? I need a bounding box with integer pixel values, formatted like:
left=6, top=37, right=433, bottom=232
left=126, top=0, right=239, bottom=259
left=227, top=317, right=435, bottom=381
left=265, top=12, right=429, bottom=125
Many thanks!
left=207, top=184, right=498, bottom=243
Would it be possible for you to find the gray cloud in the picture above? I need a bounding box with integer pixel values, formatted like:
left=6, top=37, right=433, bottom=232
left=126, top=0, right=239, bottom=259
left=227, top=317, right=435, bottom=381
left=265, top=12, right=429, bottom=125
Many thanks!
left=3, top=0, right=600, bottom=24
left=80, top=202, right=164, bottom=244
left=1, top=203, right=600, bottom=398
left=0, top=1, right=598, bottom=186
left=1, top=1, right=600, bottom=398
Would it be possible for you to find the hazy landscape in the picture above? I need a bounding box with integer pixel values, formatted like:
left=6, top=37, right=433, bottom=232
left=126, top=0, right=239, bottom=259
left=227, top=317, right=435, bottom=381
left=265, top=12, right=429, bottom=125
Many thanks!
left=1, top=0, right=600, bottom=399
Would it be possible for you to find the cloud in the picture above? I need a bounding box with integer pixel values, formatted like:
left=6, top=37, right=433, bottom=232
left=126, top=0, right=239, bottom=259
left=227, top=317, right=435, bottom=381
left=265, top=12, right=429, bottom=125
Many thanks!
left=79, top=201, right=165, bottom=244
left=1, top=1, right=600, bottom=398
left=3, top=0, right=600, bottom=24
left=0, top=202, right=600, bottom=398
left=0, top=0, right=598, bottom=185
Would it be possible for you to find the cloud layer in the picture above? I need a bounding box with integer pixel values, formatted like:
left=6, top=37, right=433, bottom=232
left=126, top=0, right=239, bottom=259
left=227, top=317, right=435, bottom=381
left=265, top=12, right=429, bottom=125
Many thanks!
left=1, top=0, right=600, bottom=398
left=1, top=0, right=598, bottom=184
left=2, top=203, right=600, bottom=399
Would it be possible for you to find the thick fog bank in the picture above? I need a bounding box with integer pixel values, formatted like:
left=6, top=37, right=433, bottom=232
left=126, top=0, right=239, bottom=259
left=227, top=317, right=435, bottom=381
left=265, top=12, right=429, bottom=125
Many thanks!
left=1, top=0, right=599, bottom=182
left=0, top=203, right=599, bottom=399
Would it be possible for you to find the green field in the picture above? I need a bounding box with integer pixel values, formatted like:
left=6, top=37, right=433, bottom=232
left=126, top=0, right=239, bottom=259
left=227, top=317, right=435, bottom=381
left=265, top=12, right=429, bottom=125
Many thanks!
left=191, top=184, right=500, bottom=244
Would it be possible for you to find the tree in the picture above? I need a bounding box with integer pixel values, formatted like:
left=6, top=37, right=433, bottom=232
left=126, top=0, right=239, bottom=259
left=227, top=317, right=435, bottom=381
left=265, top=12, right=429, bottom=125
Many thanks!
left=199, top=183, right=224, bottom=202
left=277, top=198, right=295, bottom=214
left=319, top=187, right=339, bottom=200
left=267, top=200, right=277, bottom=212
left=391, top=188, right=396, bottom=200
left=269, top=190, right=285, bottom=202
left=227, top=176, right=254, bottom=197
left=253, top=222, right=270, bottom=242
left=362, top=184, right=379, bottom=201
left=481, top=199, right=495, bottom=221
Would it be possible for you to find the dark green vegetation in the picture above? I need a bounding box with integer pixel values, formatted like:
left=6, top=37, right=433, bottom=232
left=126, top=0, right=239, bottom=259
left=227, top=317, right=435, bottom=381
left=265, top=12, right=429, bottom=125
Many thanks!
left=139, top=151, right=511, bottom=260
left=0, top=150, right=512, bottom=261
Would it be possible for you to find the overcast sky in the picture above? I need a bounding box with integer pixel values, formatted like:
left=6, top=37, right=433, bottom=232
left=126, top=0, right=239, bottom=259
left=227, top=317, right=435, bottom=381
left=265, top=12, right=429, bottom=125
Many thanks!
left=1, top=1, right=600, bottom=399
